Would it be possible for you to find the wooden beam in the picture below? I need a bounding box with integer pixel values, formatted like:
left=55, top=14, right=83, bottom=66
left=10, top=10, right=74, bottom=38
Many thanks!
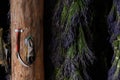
left=10, top=0, right=44, bottom=80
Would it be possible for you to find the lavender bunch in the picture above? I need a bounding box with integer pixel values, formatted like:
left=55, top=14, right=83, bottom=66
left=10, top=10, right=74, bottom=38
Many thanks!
left=108, top=0, right=120, bottom=80
left=49, top=0, right=95, bottom=80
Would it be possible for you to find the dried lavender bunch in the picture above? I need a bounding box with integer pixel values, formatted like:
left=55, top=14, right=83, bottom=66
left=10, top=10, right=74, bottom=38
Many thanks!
left=49, top=0, right=95, bottom=80
left=108, top=0, right=120, bottom=80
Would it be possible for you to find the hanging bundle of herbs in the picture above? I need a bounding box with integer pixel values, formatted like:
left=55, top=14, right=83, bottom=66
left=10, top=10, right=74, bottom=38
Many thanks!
left=49, top=0, right=95, bottom=80
left=108, top=0, right=120, bottom=80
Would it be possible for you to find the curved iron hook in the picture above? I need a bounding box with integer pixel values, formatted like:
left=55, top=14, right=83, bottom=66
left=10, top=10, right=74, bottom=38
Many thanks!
left=17, top=52, right=30, bottom=67
left=15, top=29, right=30, bottom=67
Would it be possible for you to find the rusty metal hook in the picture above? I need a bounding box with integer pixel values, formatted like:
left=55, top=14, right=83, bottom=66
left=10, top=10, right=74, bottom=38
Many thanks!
left=15, top=29, right=30, bottom=67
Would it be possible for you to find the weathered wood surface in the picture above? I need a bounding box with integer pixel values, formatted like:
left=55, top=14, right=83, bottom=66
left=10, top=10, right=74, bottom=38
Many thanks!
left=10, top=0, right=44, bottom=80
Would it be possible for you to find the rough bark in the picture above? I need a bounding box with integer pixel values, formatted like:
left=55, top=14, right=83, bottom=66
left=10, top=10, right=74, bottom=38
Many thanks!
left=10, top=0, right=44, bottom=80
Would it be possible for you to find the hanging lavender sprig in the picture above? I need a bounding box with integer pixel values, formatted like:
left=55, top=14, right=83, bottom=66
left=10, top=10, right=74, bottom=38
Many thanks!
left=49, top=0, right=95, bottom=80
left=108, top=0, right=120, bottom=80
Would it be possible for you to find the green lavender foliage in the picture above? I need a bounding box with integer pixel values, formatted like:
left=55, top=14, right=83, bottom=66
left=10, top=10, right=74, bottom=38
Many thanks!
left=108, top=36, right=120, bottom=80
left=50, top=0, right=95, bottom=80
left=108, top=0, right=120, bottom=80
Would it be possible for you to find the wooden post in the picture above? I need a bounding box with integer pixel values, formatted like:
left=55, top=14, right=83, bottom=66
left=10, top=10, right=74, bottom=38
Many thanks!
left=10, top=0, right=44, bottom=80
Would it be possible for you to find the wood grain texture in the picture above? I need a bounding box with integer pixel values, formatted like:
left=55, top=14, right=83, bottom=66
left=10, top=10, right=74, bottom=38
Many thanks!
left=10, top=0, right=44, bottom=80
